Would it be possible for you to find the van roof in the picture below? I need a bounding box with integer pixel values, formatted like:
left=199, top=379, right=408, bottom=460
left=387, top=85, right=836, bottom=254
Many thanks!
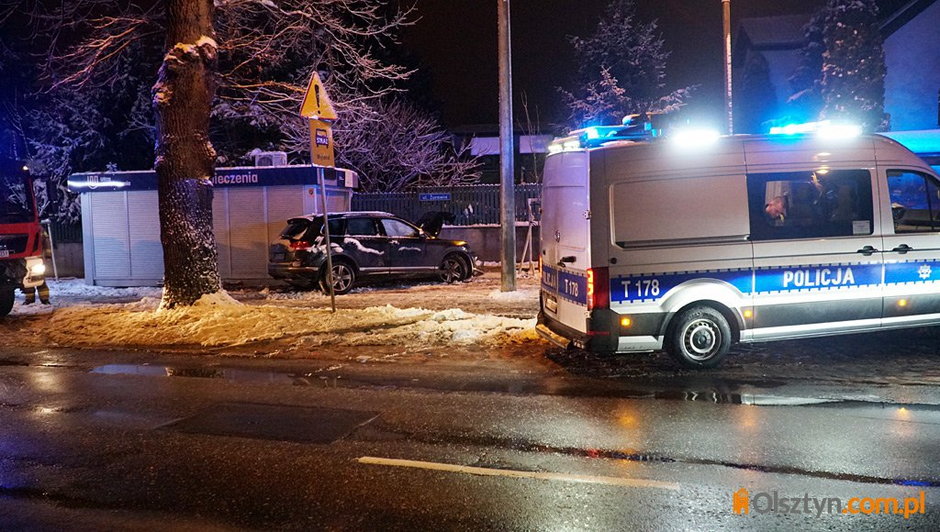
left=574, top=133, right=930, bottom=174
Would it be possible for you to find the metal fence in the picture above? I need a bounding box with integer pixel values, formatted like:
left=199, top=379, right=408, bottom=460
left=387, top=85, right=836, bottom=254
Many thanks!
left=351, top=184, right=541, bottom=226
left=47, top=222, right=82, bottom=244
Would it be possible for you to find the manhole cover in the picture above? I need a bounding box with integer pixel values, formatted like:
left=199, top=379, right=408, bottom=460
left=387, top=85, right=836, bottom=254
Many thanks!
left=163, top=402, right=378, bottom=444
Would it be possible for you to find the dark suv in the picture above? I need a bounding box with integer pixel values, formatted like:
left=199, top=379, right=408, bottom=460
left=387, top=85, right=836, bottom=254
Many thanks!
left=268, top=211, right=480, bottom=294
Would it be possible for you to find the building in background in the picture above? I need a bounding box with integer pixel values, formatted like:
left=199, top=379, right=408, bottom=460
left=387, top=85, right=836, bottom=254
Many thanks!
left=883, top=0, right=940, bottom=130
left=732, top=15, right=809, bottom=134
left=454, top=125, right=552, bottom=184
left=733, top=0, right=939, bottom=134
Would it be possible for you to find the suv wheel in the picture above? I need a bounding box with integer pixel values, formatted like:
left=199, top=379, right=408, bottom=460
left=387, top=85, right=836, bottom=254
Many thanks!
left=439, top=254, right=468, bottom=283
left=320, top=262, right=356, bottom=295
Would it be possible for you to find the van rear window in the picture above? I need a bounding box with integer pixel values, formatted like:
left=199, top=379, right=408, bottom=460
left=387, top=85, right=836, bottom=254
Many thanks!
left=747, top=169, right=873, bottom=241
left=612, top=174, right=750, bottom=246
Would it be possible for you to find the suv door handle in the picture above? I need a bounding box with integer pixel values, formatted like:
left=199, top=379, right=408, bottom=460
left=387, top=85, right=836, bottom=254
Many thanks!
left=389, top=240, right=399, bottom=245
left=856, top=245, right=878, bottom=256
left=892, top=244, right=913, bottom=254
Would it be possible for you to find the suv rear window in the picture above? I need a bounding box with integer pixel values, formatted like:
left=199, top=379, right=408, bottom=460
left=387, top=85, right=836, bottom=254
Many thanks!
left=280, top=217, right=343, bottom=240
left=280, top=219, right=312, bottom=240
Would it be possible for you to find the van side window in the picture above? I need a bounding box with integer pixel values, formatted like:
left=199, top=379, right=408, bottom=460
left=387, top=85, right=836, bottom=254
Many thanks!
left=887, top=171, right=940, bottom=232
left=746, top=169, right=873, bottom=241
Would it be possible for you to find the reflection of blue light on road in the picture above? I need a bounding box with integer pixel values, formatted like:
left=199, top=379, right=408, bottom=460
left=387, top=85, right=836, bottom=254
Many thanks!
left=92, top=364, right=169, bottom=377
left=894, top=479, right=937, bottom=487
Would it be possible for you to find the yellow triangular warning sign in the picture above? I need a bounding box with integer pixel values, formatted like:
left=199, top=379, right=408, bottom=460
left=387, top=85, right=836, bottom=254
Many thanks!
left=299, top=72, right=338, bottom=121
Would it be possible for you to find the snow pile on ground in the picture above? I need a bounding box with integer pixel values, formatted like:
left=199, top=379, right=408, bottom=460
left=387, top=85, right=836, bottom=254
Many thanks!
left=8, top=300, right=56, bottom=316
left=45, top=279, right=162, bottom=300
left=336, top=307, right=538, bottom=347
left=487, top=288, right=539, bottom=302
left=45, top=296, right=539, bottom=349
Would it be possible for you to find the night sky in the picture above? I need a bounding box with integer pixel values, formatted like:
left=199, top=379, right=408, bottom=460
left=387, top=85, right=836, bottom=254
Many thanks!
left=400, top=0, right=831, bottom=130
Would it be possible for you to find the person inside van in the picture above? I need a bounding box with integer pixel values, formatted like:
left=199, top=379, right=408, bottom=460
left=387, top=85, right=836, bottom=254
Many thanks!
left=789, top=183, right=824, bottom=226
left=829, top=185, right=858, bottom=222
left=764, top=195, right=788, bottom=223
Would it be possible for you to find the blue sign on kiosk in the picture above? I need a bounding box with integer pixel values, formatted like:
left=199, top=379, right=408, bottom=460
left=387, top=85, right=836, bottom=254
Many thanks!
left=67, top=165, right=353, bottom=193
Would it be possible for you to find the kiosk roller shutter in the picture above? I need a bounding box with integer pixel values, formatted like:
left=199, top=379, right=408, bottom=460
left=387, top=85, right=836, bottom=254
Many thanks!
left=91, top=192, right=131, bottom=279
left=226, top=188, right=267, bottom=277
left=266, top=186, right=305, bottom=245
left=213, top=190, right=232, bottom=278
left=127, top=191, right=163, bottom=280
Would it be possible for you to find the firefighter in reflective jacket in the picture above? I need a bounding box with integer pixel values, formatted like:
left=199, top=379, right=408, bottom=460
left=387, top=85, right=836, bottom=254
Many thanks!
left=21, top=226, right=51, bottom=305
left=22, top=280, right=50, bottom=305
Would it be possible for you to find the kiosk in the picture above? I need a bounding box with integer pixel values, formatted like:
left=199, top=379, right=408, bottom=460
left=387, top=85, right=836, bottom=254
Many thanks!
left=68, top=165, right=357, bottom=286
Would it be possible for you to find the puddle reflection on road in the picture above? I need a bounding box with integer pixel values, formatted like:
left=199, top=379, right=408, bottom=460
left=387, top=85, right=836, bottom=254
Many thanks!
left=91, top=363, right=327, bottom=386
left=92, top=363, right=848, bottom=408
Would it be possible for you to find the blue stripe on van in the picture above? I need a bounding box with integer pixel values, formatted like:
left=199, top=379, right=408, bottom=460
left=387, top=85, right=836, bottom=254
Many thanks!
left=884, top=260, right=940, bottom=285
left=550, top=260, right=937, bottom=307
left=610, top=263, right=884, bottom=304
left=753, top=263, right=882, bottom=294
left=611, top=269, right=752, bottom=304
left=541, top=265, right=588, bottom=305
left=541, top=264, right=559, bottom=291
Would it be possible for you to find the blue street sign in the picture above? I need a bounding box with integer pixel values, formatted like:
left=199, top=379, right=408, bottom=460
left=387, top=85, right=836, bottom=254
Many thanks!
left=419, top=193, right=452, bottom=202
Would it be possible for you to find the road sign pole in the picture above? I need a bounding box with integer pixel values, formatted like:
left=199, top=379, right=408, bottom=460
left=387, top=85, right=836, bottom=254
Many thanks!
left=299, top=71, right=340, bottom=312
left=316, top=161, right=337, bottom=312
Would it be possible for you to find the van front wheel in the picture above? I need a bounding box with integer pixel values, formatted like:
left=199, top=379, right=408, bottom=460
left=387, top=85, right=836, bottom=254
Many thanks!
left=667, top=306, right=731, bottom=369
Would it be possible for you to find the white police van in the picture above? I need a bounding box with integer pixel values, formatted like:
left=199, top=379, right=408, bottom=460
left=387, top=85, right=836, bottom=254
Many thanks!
left=536, top=121, right=940, bottom=368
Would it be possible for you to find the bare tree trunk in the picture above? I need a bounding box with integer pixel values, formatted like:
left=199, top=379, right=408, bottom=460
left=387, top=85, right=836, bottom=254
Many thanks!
left=152, top=0, right=221, bottom=308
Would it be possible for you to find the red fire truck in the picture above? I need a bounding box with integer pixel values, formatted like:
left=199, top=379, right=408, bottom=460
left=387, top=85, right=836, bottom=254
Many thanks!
left=0, top=158, right=46, bottom=316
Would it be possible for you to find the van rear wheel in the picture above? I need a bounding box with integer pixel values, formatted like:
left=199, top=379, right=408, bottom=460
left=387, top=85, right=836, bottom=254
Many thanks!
left=667, top=306, right=731, bottom=369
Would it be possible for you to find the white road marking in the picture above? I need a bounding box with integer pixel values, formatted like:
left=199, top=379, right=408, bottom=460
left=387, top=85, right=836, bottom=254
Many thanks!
left=357, top=456, right=680, bottom=490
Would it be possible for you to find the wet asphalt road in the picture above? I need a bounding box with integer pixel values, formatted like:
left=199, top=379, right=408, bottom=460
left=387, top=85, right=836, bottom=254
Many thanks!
left=1, top=338, right=940, bottom=530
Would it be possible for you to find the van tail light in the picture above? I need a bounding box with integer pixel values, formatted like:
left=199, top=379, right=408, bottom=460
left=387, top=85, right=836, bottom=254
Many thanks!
left=587, top=267, right=609, bottom=311
left=289, top=240, right=312, bottom=250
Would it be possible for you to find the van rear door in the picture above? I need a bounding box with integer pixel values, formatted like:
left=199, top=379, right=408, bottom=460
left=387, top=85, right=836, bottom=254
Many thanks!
left=540, top=151, right=591, bottom=333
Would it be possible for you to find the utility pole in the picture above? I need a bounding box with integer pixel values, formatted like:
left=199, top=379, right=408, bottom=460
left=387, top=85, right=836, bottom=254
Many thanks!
left=498, top=0, right=516, bottom=291
left=722, top=0, right=733, bottom=134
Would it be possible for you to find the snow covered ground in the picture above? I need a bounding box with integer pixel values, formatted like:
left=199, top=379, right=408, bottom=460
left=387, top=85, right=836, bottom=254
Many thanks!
left=2, top=272, right=545, bottom=352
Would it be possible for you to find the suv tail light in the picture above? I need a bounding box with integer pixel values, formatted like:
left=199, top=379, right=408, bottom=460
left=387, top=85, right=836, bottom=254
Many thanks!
left=587, top=267, right=609, bottom=311
left=289, top=240, right=312, bottom=250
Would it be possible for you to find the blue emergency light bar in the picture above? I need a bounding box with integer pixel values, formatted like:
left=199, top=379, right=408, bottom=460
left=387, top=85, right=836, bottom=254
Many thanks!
left=768, top=120, right=862, bottom=138
left=549, top=118, right=662, bottom=153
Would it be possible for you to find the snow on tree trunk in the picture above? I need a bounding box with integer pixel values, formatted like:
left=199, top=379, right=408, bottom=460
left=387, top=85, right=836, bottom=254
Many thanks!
left=152, top=0, right=222, bottom=309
